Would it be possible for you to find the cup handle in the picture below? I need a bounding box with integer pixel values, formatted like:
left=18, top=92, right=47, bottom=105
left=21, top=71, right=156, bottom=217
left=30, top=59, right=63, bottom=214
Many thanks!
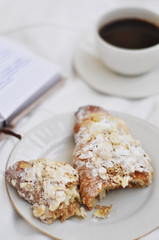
left=81, top=34, right=99, bottom=59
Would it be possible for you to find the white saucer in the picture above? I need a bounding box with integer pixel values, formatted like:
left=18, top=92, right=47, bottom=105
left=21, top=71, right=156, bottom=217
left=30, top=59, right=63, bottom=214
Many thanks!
left=74, top=36, right=159, bottom=99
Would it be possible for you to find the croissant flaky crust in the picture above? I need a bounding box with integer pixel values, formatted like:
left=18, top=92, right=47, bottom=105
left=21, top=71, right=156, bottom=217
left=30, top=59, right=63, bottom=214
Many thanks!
left=73, top=105, right=154, bottom=210
left=6, top=159, right=86, bottom=224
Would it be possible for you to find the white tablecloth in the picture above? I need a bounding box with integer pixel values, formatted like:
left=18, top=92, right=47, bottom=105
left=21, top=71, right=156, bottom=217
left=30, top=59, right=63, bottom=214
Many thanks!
left=0, top=0, right=159, bottom=239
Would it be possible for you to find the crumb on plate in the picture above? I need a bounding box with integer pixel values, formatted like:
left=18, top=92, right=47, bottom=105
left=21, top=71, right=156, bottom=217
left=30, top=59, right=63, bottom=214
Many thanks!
left=93, top=204, right=113, bottom=218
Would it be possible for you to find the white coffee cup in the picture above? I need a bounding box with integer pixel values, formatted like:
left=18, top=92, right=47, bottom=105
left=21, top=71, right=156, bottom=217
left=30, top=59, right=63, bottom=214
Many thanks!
left=95, top=7, right=159, bottom=76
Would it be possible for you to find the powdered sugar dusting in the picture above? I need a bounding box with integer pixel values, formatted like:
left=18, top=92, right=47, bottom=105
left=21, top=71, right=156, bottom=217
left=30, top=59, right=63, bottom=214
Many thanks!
left=6, top=159, right=85, bottom=224
left=73, top=106, right=153, bottom=192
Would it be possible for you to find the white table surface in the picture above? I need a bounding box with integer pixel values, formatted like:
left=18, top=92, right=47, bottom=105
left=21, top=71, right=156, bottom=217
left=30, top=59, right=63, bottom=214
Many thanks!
left=0, top=0, right=159, bottom=239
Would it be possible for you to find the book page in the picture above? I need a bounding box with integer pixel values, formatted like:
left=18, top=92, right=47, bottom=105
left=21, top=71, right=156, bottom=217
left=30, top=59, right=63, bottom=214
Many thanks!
left=0, top=37, right=61, bottom=121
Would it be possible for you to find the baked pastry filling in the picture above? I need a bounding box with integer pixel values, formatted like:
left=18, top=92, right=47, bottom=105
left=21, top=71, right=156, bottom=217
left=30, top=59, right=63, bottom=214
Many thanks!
left=73, top=105, right=154, bottom=210
left=6, top=158, right=86, bottom=224
left=93, top=204, right=113, bottom=218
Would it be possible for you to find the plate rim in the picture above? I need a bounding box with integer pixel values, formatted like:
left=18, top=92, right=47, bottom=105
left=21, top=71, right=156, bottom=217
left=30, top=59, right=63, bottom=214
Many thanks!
left=5, top=111, right=159, bottom=240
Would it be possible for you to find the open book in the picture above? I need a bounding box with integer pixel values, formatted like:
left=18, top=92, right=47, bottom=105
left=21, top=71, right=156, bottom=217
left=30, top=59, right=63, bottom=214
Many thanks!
left=0, top=36, right=62, bottom=129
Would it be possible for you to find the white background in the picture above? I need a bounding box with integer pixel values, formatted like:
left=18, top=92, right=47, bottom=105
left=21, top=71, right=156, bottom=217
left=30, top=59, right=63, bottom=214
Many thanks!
left=0, top=0, right=159, bottom=239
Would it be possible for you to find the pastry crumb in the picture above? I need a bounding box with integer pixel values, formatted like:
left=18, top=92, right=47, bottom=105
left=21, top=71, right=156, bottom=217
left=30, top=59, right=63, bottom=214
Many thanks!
left=115, top=209, right=119, bottom=214
left=93, top=204, right=113, bottom=218
left=79, top=207, right=87, bottom=218
left=94, top=204, right=100, bottom=209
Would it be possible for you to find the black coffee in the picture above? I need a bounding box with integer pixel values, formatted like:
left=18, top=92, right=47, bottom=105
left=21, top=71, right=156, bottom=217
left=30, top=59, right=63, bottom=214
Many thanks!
left=99, top=19, right=159, bottom=49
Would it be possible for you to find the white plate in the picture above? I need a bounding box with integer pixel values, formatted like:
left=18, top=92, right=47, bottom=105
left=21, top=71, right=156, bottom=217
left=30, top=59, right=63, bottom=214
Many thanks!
left=6, top=112, right=159, bottom=240
left=74, top=36, right=159, bottom=99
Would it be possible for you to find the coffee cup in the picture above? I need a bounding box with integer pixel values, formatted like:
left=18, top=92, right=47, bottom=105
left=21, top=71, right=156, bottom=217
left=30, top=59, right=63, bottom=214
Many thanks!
left=95, top=7, right=159, bottom=76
